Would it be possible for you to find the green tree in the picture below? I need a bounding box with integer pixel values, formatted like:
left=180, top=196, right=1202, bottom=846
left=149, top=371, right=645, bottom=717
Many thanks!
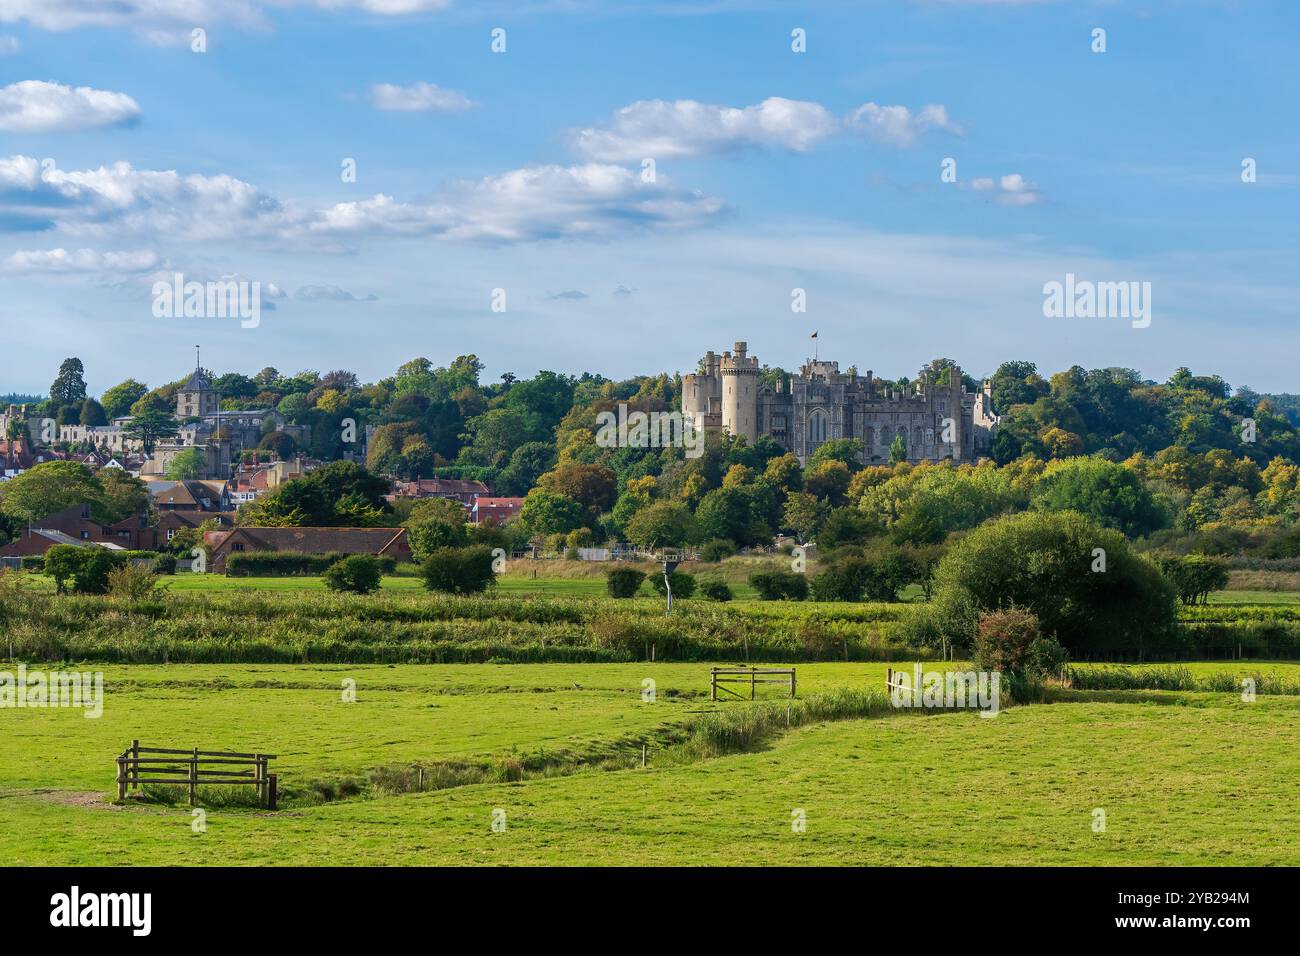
left=96, top=468, right=149, bottom=523
left=122, top=408, right=180, bottom=456
left=50, top=358, right=87, bottom=407
left=919, top=511, right=1177, bottom=659
left=166, top=448, right=207, bottom=480
left=782, top=492, right=828, bottom=544
left=0, top=460, right=103, bottom=522
left=99, top=379, right=149, bottom=420
left=888, top=434, right=907, bottom=465
left=625, top=501, right=697, bottom=549
left=518, top=490, right=585, bottom=539
left=1031, top=456, right=1167, bottom=538
left=78, top=398, right=107, bottom=427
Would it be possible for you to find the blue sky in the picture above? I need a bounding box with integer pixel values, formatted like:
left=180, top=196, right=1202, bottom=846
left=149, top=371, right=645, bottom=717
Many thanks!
left=0, top=0, right=1296, bottom=397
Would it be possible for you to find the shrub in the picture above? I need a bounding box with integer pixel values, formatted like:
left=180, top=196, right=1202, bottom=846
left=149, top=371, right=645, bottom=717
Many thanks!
left=973, top=606, right=1042, bottom=674
left=810, top=558, right=872, bottom=602
left=749, top=570, right=808, bottom=601
left=649, top=570, right=696, bottom=599
left=226, top=552, right=346, bottom=577
left=699, top=538, right=737, bottom=563
left=19, top=555, right=44, bottom=572
left=421, top=545, right=497, bottom=595
left=1158, top=554, right=1230, bottom=605
left=43, top=544, right=116, bottom=595
left=150, top=553, right=178, bottom=575
left=923, top=511, right=1177, bottom=658
left=323, top=555, right=383, bottom=594
left=606, top=567, right=646, bottom=598
left=107, top=563, right=168, bottom=601
left=700, top=579, right=733, bottom=602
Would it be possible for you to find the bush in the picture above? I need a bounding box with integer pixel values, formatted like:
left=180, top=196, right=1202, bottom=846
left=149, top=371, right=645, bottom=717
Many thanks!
left=226, top=552, right=346, bottom=577
left=700, top=579, right=733, bottom=602
left=922, top=511, right=1177, bottom=658
left=810, top=557, right=873, bottom=602
left=150, top=553, right=178, bottom=575
left=973, top=606, right=1042, bottom=674
left=19, top=555, right=44, bottom=572
left=606, top=567, right=646, bottom=598
left=106, top=563, right=168, bottom=601
left=43, top=544, right=117, bottom=595
left=1158, top=554, right=1230, bottom=605
left=649, top=570, right=696, bottom=599
left=323, top=555, right=384, bottom=595
left=699, top=538, right=737, bottom=563
left=421, top=546, right=497, bottom=595
left=749, top=570, right=808, bottom=601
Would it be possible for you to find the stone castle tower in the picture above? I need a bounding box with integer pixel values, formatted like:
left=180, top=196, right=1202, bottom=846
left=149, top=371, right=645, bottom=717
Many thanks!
left=719, top=341, right=759, bottom=443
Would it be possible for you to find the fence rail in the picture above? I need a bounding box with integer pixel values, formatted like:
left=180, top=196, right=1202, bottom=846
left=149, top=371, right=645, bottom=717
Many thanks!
left=116, top=739, right=277, bottom=809
left=710, top=667, right=796, bottom=701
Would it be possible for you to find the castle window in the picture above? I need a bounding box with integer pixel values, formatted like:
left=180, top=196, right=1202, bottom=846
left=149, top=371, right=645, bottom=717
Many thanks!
left=808, top=409, right=828, bottom=447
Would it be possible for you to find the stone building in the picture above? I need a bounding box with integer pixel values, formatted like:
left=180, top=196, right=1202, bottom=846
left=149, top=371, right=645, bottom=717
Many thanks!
left=681, top=341, right=999, bottom=465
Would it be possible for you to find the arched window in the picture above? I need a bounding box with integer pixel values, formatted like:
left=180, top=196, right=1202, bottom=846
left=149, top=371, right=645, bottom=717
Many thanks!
left=808, top=409, right=828, bottom=447
left=862, top=425, right=875, bottom=449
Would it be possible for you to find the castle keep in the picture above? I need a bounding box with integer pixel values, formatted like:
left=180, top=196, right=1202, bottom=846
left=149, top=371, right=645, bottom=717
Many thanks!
left=681, top=342, right=999, bottom=465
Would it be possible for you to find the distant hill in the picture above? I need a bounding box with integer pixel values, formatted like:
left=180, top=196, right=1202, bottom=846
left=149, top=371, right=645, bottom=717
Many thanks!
left=0, top=393, right=43, bottom=406
left=1265, top=394, right=1300, bottom=426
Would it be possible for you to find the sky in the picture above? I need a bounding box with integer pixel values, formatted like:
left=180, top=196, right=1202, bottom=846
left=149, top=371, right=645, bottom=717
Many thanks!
left=0, top=0, right=1296, bottom=399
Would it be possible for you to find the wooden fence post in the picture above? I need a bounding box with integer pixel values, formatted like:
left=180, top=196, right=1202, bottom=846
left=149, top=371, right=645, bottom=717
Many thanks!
left=267, top=774, right=277, bottom=811
left=790, top=669, right=796, bottom=699
left=711, top=668, right=717, bottom=701
left=189, top=746, right=198, bottom=807
left=116, top=754, right=126, bottom=801
left=131, top=739, right=140, bottom=791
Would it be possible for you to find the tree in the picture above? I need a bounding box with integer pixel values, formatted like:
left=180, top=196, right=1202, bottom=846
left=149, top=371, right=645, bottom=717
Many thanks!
left=807, top=438, right=863, bottom=472
left=258, top=431, right=298, bottom=460
left=496, top=442, right=556, bottom=496
left=538, top=462, right=617, bottom=514
left=96, top=469, right=149, bottom=523
left=696, top=486, right=768, bottom=548
left=888, top=434, right=907, bottom=465
left=625, top=501, right=697, bottom=549
left=78, top=398, right=107, bottom=427
left=43, top=544, right=116, bottom=595
left=0, top=460, right=103, bottom=522
left=919, top=511, right=1177, bottom=659
left=50, top=358, right=87, bottom=407
left=1031, top=456, right=1167, bottom=538
left=100, top=379, right=149, bottom=420
left=782, top=492, right=828, bottom=544
left=804, top=460, right=851, bottom=504
left=122, top=408, right=179, bottom=456
left=166, top=448, right=207, bottom=480
left=518, top=490, right=585, bottom=539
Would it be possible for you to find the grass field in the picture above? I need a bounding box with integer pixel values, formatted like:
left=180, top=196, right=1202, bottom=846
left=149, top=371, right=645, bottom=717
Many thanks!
left=4, top=569, right=1300, bottom=866
left=5, top=658, right=1300, bottom=865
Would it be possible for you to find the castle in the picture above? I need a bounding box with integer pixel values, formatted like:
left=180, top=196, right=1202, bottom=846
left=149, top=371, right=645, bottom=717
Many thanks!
left=681, top=342, right=999, bottom=465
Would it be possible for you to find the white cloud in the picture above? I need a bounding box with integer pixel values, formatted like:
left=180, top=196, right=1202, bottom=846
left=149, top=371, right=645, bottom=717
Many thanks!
left=846, top=102, right=960, bottom=147
left=0, top=80, right=141, bottom=132
left=295, top=284, right=378, bottom=301
left=572, top=97, right=838, bottom=162
left=0, top=36, right=20, bottom=55
left=370, top=82, right=474, bottom=112
left=0, top=155, right=724, bottom=248
left=295, top=163, right=724, bottom=244
left=0, top=1, right=451, bottom=39
left=2, top=247, right=159, bottom=273
left=970, top=172, right=1042, bottom=205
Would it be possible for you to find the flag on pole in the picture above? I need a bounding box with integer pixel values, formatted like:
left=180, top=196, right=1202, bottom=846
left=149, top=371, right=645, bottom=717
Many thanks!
left=810, top=331, right=818, bottom=339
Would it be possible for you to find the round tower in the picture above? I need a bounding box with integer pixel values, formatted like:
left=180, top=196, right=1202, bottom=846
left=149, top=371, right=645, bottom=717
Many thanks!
left=720, top=341, right=759, bottom=443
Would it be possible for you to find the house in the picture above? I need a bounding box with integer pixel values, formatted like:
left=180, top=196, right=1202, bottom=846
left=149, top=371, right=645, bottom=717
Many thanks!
left=203, top=526, right=413, bottom=573
left=147, top=479, right=229, bottom=512
left=390, top=478, right=489, bottom=504
left=471, top=497, right=525, bottom=526
left=0, top=528, right=88, bottom=558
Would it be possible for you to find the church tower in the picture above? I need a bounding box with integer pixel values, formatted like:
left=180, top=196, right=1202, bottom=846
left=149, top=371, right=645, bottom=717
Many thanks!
left=176, top=351, right=219, bottom=420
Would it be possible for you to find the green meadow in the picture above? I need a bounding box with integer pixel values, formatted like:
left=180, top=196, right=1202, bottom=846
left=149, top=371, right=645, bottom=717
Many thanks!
left=4, top=655, right=1300, bottom=865
left=4, top=571, right=1300, bottom=866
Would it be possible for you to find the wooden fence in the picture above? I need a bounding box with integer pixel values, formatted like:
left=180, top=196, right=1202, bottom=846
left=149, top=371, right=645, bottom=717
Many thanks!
left=710, top=667, right=796, bottom=701
left=116, top=740, right=278, bottom=809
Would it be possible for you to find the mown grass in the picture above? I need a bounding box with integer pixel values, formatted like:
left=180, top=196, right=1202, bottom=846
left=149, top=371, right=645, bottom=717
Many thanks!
left=3, top=674, right=1298, bottom=865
